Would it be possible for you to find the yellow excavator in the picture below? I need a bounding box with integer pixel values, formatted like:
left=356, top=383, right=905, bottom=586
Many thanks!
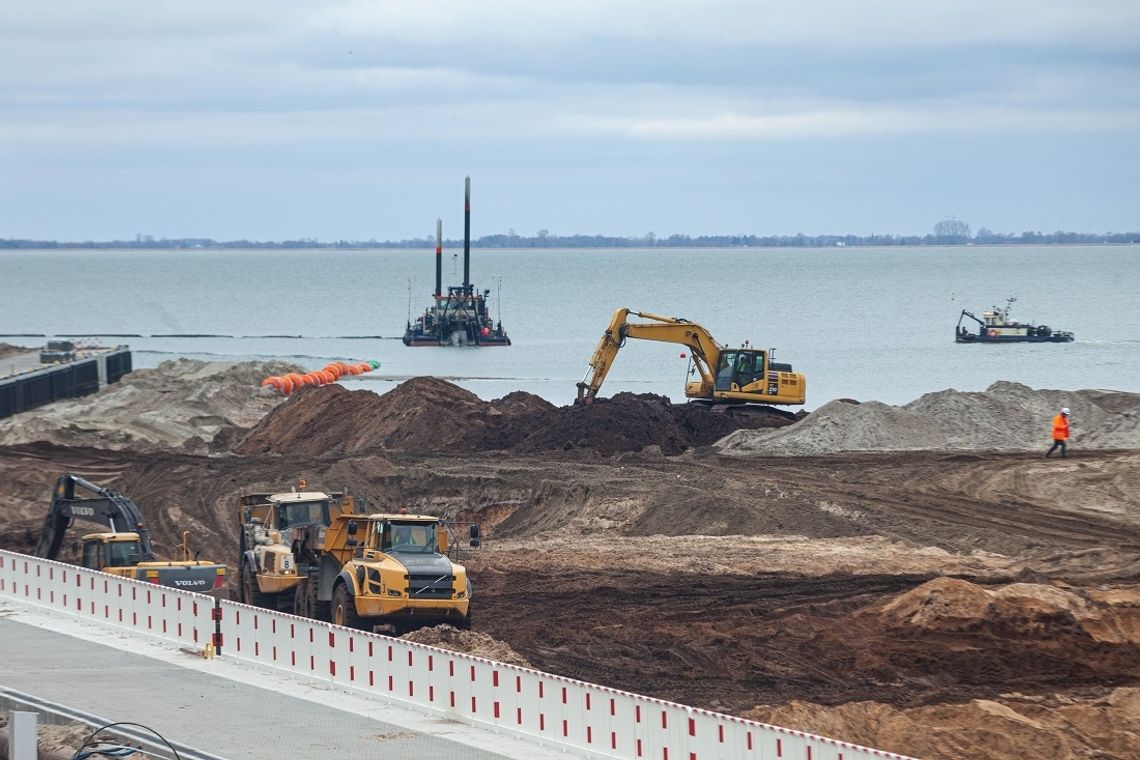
left=576, top=308, right=806, bottom=406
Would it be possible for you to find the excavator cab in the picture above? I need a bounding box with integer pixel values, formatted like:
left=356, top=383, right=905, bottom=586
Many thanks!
left=715, top=350, right=766, bottom=392
left=80, top=532, right=145, bottom=573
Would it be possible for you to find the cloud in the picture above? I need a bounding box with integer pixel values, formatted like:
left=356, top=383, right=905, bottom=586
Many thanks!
left=1, top=0, right=1138, bottom=238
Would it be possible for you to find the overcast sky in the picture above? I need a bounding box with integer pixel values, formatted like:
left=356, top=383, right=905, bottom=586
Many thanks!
left=3, top=1, right=1138, bottom=242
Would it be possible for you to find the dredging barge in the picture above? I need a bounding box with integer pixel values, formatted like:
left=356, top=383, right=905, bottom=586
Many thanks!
left=403, top=177, right=511, bottom=347
left=956, top=297, right=1074, bottom=343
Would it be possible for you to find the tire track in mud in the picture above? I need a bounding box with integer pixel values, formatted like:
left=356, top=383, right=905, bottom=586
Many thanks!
left=473, top=570, right=933, bottom=709
left=689, top=450, right=1140, bottom=553
left=475, top=565, right=1140, bottom=712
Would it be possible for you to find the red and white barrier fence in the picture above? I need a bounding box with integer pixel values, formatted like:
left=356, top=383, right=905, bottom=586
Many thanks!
left=0, top=550, right=215, bottom=652
left=0, top=550, right=915, bottom=760
left=218, top=598, right=915, bottom=760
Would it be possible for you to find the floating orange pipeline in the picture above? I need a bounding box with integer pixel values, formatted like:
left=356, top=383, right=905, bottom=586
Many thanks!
left=261, top=359, right=379, bottom=395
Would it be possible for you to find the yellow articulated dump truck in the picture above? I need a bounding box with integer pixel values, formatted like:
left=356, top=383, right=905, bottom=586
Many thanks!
left=237, top=485, right=361, bottom=615
left=324, top=512, right=472, bottom=633
left=239, top=485, right=472, bottom=633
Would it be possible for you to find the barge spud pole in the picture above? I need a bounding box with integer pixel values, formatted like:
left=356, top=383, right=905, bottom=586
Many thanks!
left=435, top=218, right=443, bottom=300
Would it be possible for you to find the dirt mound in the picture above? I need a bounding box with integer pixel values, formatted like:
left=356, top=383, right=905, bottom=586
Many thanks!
left=237, top=377, right=496, bottom=455
left=0, top=358, right=300, bottom=453
left=744, top=689, right=1140, bottom=760
left=0, top=342, right=29, bottom=359
left=238, top=380, right=797, bottom=457
left=400, top=624, right=533, bottom=668
left=881, top=578, right=1140, bottom=644
left=716, top=382, right=1140, bottom=456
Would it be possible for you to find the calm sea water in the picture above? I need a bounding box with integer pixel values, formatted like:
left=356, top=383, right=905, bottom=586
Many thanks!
left=1, top=246, right=1137, bottom=410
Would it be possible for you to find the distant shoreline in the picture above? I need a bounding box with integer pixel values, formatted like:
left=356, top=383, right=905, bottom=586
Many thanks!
left=2, top=241, right=1139, bottom=252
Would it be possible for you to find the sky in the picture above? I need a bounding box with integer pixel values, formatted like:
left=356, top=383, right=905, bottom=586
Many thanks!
left=2, top=1, right=1139, bottom=242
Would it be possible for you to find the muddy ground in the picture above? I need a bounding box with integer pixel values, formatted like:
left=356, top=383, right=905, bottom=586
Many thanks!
left=3, top=361, right=1140, bottom=759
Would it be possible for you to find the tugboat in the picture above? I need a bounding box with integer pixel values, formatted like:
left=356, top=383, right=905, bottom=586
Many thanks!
left=403, top=177, right=511, bottom=347
left=956, top=297, right=1074, bottom=343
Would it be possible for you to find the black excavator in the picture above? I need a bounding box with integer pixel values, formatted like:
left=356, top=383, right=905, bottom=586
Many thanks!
left=35, top=473, right=226, bottom=594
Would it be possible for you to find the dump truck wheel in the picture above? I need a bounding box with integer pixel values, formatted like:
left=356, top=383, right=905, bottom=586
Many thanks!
left=241, top=563, right=270, bottom=608
left=332, top=583, right=361, bottom=630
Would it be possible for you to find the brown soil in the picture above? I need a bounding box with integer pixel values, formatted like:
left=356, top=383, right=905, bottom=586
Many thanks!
left=236, top=378, right=796, bottom=457
left=3, top=369, right=1140, bottom=759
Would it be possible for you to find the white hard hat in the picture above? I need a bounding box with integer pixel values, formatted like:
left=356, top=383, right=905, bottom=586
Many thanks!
left=1061, top=407, right=1070, bottom=415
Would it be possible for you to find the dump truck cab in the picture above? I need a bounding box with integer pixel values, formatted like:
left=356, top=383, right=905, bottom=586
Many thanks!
left=326, top=513, right=472, bottom=634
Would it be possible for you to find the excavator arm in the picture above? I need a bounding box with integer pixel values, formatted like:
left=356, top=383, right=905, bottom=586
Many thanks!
left=576, top=308, right=724, bottom=403
left=35, top=473, right=155, bottom=561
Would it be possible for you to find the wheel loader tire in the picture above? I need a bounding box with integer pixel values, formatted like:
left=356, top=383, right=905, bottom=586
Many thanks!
left=332, top=583, right=362, bottom=630
left=241, top=563, right=270, bottom=608
left=458, top=609, right=472, bottom=630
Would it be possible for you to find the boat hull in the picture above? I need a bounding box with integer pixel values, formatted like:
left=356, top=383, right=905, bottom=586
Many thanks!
left=956, top=334, right=1074, bottom=344
left=402, top=331, right=511, bottom=347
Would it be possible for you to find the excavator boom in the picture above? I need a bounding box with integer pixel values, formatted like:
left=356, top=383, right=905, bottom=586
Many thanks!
left=577, top=309, right=721, bottom=403
left=577, top=308, right=806, bottom=406
left=36, top=474, right=154, bottom=561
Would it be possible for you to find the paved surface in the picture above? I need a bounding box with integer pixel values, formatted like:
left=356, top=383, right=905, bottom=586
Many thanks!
left=0, top=602, right=585, bottom=760
left=0, top=349, right=42, bottom=380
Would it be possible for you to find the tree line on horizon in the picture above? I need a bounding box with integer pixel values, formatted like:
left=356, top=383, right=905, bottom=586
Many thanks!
left=2, top=225, right=1137, bottom=250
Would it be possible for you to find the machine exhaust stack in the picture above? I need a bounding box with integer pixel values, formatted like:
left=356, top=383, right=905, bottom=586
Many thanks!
left=434, top=218, right=443, bottom=300
left=463, top=176, right=471, bottom=294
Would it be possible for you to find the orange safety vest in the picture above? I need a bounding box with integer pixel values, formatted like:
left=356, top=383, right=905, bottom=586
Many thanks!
left=1051, top=414, right=1070, bottom=441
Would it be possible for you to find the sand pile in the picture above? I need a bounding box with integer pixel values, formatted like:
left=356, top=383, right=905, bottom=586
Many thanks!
left=716, top=382, right=1140, bottom=456
left=237, top=379, right=796, bottom=457
left=0, top=358, right=300, bottom=453
left=401, top=624, right=533, bottom=668
left=0, top=341, right=28, bottom=359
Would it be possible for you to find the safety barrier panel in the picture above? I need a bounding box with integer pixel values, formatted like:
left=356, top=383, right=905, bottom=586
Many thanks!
left=1, top=550, right=914, bottom=760
left=0, top=550, right=215, bottom=651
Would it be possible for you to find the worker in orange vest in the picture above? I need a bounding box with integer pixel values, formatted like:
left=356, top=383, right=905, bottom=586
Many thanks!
left=1045, top=407, right=1070, bottom=458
